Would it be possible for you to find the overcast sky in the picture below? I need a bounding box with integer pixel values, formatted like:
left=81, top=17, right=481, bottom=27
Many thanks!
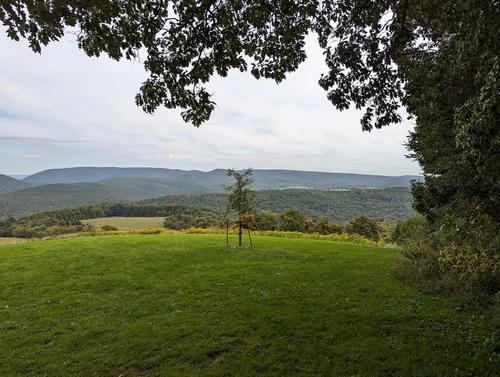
left=0, top=30, right=420, bottom=176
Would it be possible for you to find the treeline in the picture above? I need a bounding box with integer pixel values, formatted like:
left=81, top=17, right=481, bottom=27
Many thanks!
left=240, top=210, right=384, bottom=241
left=0, top=201, right=393, bottom=242
left=141, top=187, right=414, bottom=221
left=0, top=203, right=220, bottom=238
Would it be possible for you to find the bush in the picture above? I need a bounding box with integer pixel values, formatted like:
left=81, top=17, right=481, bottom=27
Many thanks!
left=279, top=209, right=311, bottom=232
left=347, top=215, right=380, bottom=240
left=255, top=211, right=279, bottom=230
left=392, top=215, right=428, bottom=244
left=395, top=210, right=500, bottom=305
left=83, top=223, right=95, bottom=232
left=101, top=225, right=118, bottom=231
left=311, top=218, right=344, bottom=235
left=136, top=228, right=162, bottom=234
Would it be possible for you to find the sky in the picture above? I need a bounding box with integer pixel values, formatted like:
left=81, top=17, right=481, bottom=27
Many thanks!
left=0, top=29, right=421, bottom=176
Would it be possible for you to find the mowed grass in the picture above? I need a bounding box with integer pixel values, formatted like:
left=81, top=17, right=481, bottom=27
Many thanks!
left=0, top=235, right=498, bottom=376
left=82, top=216, right=165, bottom=229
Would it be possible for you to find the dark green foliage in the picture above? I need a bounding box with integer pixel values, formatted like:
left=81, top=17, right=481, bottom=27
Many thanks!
left=254, top=211, right=279, bottom=231
left=347, top=215, right=381, bottom=241
left=395, top=204, right=500, bottom=305
left=278, top=209, right=311, bottom=233
left=392, top=215, right=428, bottom=245
left=394, top=1, right=500, bottom=300
left=311, top=217, right=343, bottom=235
left=142, top=188, right=414, bottom=222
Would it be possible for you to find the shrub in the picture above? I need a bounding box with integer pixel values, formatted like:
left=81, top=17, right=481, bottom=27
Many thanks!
left=347, top=215, right=380, bottom=240
left=182, top=227, right=226, bottom=234
left=257, top=230, right=379, bottom=246
left=392, top=215, right=428, bottom=244
left=101, top=225, right=118, bottom=231
left=311, top=218, right=344, bottom=235
left=279, top=209, right=311, bottom=232
left=255, top=211, right=279, bottom=230
left=395, top=209, right=500, bottom=305
left=83, top=223, right=95, bottom=232
left=136, top=228, right=162, bottom=234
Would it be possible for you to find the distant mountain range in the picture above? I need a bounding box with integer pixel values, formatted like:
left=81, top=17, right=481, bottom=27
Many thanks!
left=0, top=166, right=422, bottom=219
left=20, top=166, right=421, bottom=189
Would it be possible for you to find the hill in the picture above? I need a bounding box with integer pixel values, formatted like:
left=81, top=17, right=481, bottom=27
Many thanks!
left=140, top=187, right=414, bottom=221
left=0, top=183, right=127, bottom=219
left=22, top=167, right=190, bottom=186
left=0, top=174, right=31, bottom=194
left=0, top=178, right=217, bottom=220
left=21, top=166, right=422, bottom=189
left=0, top=183, right=413, bottom=221
left=1, top=235, right=497, bottom=376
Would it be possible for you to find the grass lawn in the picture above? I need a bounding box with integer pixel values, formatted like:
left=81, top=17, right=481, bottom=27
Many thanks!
left=0, top=234, right=498, bottom=376
left=82, top=216, right=165, bottom=229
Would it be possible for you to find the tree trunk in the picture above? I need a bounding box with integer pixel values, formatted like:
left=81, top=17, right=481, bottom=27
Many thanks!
left=238, top=214, right=242, bottom=246
left=247, top=228, right=253, bottom=247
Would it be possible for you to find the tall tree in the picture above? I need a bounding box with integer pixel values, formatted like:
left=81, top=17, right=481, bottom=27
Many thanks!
left=224, top=168, right=255, bottom=247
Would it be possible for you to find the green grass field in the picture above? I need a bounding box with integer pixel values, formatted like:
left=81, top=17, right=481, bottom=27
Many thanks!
left=82, top=216, right=165, bottom=229
left=1, top=235, right=498, bottom=376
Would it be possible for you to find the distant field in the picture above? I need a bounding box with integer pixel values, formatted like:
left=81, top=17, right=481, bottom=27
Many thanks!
left=82, top=216, right=165, bottom=229
left=0, top=237, right=27, bottom=245
left=0, top=235, right=498, bottom=376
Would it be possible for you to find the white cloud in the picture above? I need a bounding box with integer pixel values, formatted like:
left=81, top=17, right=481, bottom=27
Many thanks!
left=0, top=30, right=420, bottom=175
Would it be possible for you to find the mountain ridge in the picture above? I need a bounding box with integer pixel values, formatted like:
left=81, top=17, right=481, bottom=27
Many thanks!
left=0, top=174, right=31, bottom=194
left=0, top=167, right=422, bottom=220
left=21, top=166, right=422, bottom=189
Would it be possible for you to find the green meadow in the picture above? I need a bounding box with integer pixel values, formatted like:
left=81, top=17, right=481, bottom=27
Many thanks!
left=1, top=235, right=498, bottom=376
left=82, top=216, right=166, bottom=230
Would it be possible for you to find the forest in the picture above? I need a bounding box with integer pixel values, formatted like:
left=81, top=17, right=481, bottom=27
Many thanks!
left=142, top=187, right=413, bottom=221
left=0, top=201, right=403, bottom=243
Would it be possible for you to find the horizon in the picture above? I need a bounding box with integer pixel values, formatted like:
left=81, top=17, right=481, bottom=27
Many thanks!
left=4, top=165, right=423, bottom=178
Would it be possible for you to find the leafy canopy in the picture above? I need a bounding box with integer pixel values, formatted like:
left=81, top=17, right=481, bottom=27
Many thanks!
left=224, top=168, right=255, bottom=218
left=2, top=0, right=417, bottom=130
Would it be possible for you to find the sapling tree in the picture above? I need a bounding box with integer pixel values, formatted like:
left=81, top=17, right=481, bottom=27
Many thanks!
left=224, top=168, right=255, bottom=247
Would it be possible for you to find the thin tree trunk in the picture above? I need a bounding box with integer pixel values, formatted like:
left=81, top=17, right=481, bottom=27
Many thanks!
left=238, top=214, right=242, bottom=246
left=247, top=228, right=253, bottom=247
left=226, top=218, right=229, bottom=247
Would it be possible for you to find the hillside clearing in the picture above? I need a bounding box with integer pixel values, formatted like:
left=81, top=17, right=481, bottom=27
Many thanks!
left=0, top=237, right=27, bottom=245
left=82, top=216, right=165, bottom=229
left=0, top=235, right=498, bottom=376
